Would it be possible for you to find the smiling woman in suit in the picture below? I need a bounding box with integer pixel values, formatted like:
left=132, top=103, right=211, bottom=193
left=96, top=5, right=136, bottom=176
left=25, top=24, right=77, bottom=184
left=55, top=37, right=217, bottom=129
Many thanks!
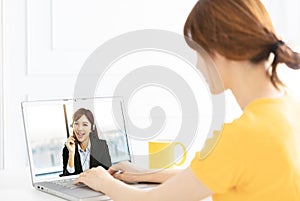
left=74, top=0, right=300, bottom=200
left=61, top=108, right=112, bottom=176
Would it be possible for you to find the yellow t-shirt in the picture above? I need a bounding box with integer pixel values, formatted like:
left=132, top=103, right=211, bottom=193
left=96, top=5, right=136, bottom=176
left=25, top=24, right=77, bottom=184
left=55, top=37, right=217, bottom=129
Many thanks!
left=190, top=95, right=300, bottom=201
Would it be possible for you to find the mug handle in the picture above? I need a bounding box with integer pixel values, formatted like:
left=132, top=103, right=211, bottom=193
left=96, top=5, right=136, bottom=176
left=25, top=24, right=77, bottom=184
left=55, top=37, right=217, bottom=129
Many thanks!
left=173, top=142, right=187, bottom=166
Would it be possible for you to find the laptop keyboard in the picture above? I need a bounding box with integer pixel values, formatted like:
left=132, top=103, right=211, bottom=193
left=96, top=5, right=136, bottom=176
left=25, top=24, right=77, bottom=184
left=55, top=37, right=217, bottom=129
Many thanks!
left=51, top=179, right=158, bottom=190
left=52, top=178, right=86, bottom=189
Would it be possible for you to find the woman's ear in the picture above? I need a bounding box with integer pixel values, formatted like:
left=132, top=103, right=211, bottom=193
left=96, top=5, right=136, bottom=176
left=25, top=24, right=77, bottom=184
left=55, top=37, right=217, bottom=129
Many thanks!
left=266, top=52, right=275, bottom=69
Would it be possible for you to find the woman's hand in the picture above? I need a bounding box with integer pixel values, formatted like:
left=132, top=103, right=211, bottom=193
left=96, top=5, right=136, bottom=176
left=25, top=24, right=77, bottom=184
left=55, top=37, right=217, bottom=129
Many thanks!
left=65, top=136, right=76, bottom=153
left=109, top=161, right=173, bottom=184
left=109, top=161, right=182, bottom=184
left=74, top=167, right=113, bottom=192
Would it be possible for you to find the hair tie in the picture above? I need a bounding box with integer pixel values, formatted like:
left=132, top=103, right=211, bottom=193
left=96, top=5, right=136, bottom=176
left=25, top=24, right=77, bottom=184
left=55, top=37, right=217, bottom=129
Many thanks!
left=270, top=40, right=284, bottom=53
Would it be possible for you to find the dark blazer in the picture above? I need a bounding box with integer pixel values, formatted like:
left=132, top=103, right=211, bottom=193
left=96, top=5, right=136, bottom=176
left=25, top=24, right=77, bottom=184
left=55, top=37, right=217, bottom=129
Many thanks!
left=61, top=133, right=112, bottom=176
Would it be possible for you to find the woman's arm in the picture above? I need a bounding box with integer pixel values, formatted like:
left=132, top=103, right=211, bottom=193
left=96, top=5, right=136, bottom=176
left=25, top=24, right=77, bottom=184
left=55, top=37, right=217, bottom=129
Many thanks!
left=113, top=168, right=181, bottom=184
left=108, top=161, right=180, bottom=183
left=67, top=151, right=75, bottom=168
left=146, top=167, right=212, bottom=201
left=75, top=166, right=212, bottom=201
left=62, top=146, right=76, bottom=175
left=62, top=136, right=77, bottom=175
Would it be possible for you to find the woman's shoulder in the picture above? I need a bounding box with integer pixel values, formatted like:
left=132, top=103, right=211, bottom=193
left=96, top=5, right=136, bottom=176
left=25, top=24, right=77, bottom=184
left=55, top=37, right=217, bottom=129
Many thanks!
left=91, top=136, right=108, bottom=144
left=222, top=94, right=300, bottom=141
left=98, top=139, right=107, bottom=144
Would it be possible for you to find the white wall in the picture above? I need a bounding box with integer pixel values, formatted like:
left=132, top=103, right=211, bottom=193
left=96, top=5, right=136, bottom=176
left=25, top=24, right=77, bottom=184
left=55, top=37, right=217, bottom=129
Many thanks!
left=0, top=0, right=4, bottom=170
left=262, top=0, right=300, bottom=48
left=262, top=0, right=300, bottom=98
left=1, top=0, right=300, bottom=171
left=1, top=0, right=199, bottom=170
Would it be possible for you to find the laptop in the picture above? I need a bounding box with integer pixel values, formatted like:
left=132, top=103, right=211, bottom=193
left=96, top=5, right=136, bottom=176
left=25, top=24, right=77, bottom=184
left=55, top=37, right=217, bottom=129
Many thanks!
left=22, top=97, right=152, bottom=201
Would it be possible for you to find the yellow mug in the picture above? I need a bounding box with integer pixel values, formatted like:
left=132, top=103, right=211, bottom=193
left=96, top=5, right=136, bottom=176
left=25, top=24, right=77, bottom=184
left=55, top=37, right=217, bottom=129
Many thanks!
left=148, top=141, right=187, bottom=169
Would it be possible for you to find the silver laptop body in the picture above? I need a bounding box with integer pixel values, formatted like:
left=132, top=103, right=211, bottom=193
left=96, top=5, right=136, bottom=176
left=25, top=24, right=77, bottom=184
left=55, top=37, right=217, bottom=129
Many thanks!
left=22, top=97, right=133, bottom=201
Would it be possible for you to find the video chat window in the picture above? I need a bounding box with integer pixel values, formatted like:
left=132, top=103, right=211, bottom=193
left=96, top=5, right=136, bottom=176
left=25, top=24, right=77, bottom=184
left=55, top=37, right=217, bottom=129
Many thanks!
left=22, top=98, right=131, bottom=178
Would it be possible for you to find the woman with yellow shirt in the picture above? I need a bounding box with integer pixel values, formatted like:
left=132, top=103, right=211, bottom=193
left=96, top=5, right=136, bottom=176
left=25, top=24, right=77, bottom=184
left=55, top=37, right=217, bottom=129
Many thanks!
left=75, top=0, right=300, bottom=200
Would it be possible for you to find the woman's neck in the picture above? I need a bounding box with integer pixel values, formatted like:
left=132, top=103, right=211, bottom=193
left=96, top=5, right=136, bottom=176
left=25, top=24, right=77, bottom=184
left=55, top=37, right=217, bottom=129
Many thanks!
left=80, top=139, right=89, bottom=151
left=228, top=62, right=283, bottom=110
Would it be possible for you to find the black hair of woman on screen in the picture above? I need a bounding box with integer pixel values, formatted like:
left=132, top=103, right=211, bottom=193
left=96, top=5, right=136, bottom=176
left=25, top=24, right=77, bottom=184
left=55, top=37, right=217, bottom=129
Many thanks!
left=61, top=108, right=112, bottom=176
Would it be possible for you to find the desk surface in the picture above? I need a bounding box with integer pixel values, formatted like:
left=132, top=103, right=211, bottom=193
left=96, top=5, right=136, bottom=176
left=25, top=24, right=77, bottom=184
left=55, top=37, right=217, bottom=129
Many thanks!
left=0, top=167, right=212, bottom=201
left=0, top=167, right=64, bottom=201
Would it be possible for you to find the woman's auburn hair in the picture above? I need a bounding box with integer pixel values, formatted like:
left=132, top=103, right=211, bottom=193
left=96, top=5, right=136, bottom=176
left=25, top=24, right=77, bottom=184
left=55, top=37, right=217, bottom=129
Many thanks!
left=184, top=0, right=300, bottom=88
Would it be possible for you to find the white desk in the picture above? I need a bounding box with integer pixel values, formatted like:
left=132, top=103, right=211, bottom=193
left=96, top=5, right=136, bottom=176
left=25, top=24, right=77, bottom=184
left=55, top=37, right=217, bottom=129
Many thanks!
left=0, top=167, right=64, bottom=201
left=0, top=168, right=212, bottom=201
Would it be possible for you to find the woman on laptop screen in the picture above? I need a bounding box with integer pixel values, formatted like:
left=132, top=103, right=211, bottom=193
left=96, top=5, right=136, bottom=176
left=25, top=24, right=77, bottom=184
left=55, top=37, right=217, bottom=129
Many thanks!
left=61, top=108, right=112, bottom=176
left=75, top=0, right=300, bottom=200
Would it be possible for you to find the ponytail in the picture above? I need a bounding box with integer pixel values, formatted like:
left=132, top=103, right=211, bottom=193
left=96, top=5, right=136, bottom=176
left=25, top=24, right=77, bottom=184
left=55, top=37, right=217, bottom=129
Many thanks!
left=184, top=0, right=300, bottom=89
left=268, top=40, right=300, bottom=88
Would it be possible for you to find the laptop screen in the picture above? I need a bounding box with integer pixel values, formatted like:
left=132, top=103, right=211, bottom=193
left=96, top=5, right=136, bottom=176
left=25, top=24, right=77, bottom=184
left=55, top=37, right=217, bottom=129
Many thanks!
left=22, top=97, right=131, bottom=182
